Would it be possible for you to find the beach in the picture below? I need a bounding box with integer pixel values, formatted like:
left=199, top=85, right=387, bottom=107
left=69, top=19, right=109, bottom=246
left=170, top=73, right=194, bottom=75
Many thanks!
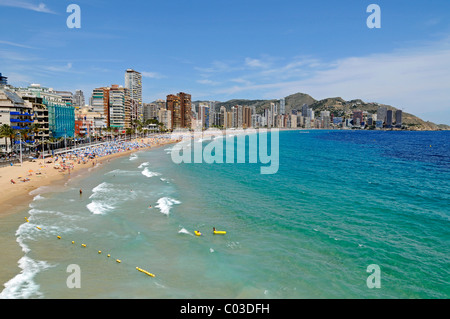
left=0, top=135, right=178, bottom=217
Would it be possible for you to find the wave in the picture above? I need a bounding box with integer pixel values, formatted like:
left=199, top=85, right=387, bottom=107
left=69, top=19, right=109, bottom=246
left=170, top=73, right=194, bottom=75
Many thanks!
left=0, top=256, right=53, bottom=299
left=141, top=167, right=161, bottom=178
left=105, top=169, right=140, bottom=176
left=129, top=154, right=138, bottom=161
left=89, top=182, right=114, bottom=199
left=155, top=197, right=181, bottom=216
left=32, top=194, right=45, bottom=201
left=87, top=201, right=115, bottom=215
left=178, top=227, right=193, bottom=236
left=138, top=162, right=149, bottom=169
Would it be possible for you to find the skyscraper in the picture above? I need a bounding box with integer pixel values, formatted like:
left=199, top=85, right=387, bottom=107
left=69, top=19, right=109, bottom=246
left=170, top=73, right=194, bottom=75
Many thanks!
left=91, top=87, right=110, bottom=128
left=166, top=92, right=192, bottom=130
left=377, top=106, right=387, bottom=124
left=73, top=90, right=85, bottom=108
left=280, top=98, right=286, bottom=115
left=386, top=110, right=393, bottom=128
left=395, top=110, right=403, bottom=128
left=125, top=69, right=142, bottom=122
left=0, top=73, right=7, bottom=86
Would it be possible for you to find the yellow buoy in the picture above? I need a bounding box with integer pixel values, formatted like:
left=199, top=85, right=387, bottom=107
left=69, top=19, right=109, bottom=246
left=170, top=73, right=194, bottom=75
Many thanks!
left=72, top=241, right=75, bottom=244
left=24, top=217, right=29, bottom=222
left=107, top=254, right=111, bottom=258
left=81, top=244, right=87, bottom=248
left=116, top=259, right=121, bottom=263
left=57, top=236, right=61, bottom=239
left=213, top=230, right=226, bottom=235
left=36, top=226, right=42, bottom=230
left=98, top=250, right=102, bottom=254
left=136, top=267, right=155, bottom=277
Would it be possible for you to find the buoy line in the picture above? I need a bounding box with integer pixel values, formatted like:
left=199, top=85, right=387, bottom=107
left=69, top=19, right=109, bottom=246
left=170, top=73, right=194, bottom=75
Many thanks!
left=27, top=223, right=156, bottom=279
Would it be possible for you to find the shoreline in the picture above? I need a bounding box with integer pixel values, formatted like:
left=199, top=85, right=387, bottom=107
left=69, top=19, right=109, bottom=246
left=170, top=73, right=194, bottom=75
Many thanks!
left=0, top=136, right=179, bottom=218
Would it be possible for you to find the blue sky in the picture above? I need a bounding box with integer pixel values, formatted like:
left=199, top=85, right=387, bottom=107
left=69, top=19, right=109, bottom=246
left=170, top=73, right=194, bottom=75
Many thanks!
left=1, top=0, right=450, bottom=124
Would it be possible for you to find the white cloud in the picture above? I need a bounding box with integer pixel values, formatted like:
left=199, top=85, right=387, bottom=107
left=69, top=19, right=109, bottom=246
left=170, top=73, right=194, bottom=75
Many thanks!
left=0, top=40, right=36, bottom=49
left=196, top=79, right=220, bottom=86
left=141, top=71, right=165, bottom=79
left=0, top=0, right=56, bottom=14
left=203, top=37, right=450, bottom=124
left=245, top=57, right=269, bottom=68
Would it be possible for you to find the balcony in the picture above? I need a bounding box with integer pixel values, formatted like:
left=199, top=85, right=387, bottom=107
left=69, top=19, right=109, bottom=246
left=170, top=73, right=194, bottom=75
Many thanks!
left=10, top=119, right=35, bottom=123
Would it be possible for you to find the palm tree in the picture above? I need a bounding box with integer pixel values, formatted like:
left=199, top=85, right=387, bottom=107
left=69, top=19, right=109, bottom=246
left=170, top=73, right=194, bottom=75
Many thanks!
left=125, top=128, right=133, bottom=140
left=0, top=124, right=17, bottom=153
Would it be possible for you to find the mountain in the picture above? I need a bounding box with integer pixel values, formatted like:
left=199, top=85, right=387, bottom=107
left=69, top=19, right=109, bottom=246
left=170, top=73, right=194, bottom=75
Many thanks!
left=193, top=93, right=449, bottom=130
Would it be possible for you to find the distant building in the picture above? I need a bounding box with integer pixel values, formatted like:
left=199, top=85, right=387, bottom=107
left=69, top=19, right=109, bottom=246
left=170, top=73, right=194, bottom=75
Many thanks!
left=125, top=69, right=142, bottom=122
left=386, top=110, right=393, bottom=128
left=73, top=90, right=85, bottom=108
left=377, top=106, right=387, bottom=124
left=16, top=84, right=74, bottom=138
left=333, top=117, right=343, bottom=126
left=395, top=110, right=402, bottom=128
left=375, top=120, right=383, bottom=128
left=143, top=103, right=158, bottom=121
left=0, top=73, right=7, bottom=86
left=353, top=110, right=363, bottom=127
left=290, top=114, right=297, bottom=128
left=279, top=98, right=286, bottom=115
left=166, top=92, right=191, bottom=130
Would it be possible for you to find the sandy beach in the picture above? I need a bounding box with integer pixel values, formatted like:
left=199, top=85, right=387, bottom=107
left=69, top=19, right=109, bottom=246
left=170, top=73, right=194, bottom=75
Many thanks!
left=0, top=136, right=178, bottom=217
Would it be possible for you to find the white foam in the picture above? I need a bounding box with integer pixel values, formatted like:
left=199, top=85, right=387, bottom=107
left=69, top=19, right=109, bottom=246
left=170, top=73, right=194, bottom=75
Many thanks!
left=105, top=169, right=139, bottom=176
left=0, top=256, right=53, bottom=299
left=138, top=162, right=149, bottom=168
left=178, top=227, right=193, bottom=236
left=209, top=248, right=215, bottom=253
left=155, top=197, right=181, bottom=216
left=87, top=201, right=114, bottom=215
left=28, top=186, right=53, bottom=196
left=32, top=194, right=45, bottom=201
left=129, top=154, right=138, bottom=161
left=141, top=167, right=161, bottom=178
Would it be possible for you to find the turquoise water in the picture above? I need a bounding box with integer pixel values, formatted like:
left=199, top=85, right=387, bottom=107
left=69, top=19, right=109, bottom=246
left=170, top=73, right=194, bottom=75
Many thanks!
left=1, top=130, right=449, bottom=298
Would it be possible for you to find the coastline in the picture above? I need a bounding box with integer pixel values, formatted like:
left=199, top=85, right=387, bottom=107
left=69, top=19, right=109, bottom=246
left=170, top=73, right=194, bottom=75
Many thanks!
left=0, top=136, right=179, bottom=291
left=0, top=136, right=178, bottom=218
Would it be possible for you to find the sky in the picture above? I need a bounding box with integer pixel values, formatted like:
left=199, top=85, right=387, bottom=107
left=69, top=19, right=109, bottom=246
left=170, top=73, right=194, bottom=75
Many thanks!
left=0, top=0, right=450, bottom=124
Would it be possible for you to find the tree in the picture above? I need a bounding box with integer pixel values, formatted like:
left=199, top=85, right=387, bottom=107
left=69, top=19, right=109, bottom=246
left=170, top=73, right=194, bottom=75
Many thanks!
left=0, top=124, right=18, bottom=153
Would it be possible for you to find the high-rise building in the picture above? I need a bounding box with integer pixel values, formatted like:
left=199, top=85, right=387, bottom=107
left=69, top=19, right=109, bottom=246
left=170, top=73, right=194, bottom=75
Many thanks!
left=0, top=73, right=8, bottom=86
left=353, top=110, right=363, bottom=127
left=166, top=94, right=180, bottom=130
left=166, top=92, right=192, bottom=130
left=143, top=103, right=158, bottom=121
left=125, top=69, right=142, bottom=122
left=395, top=110, right=402, bottom=128
left=91, top=87, right=110, bottom=128
left=199, top=103, right=210, bottom=128
left=377, top=106, right=387, bottom=124
left=15, top=84, right=74, bottom=138
left=280, top=98, right=286, bottom=115
left=73, top=90, right=85, bottom=108
left=386, top=110, right=393, bottom=128
left=243, top=106, right=252, bottom=128
left=109, top=85, right=126, bottom=129
left=178, top=92, right=192, bottom=129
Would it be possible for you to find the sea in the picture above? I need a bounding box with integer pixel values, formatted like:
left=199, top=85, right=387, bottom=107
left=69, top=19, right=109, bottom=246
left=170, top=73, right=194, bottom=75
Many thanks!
left=0, top=130, right=449, bottom=299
